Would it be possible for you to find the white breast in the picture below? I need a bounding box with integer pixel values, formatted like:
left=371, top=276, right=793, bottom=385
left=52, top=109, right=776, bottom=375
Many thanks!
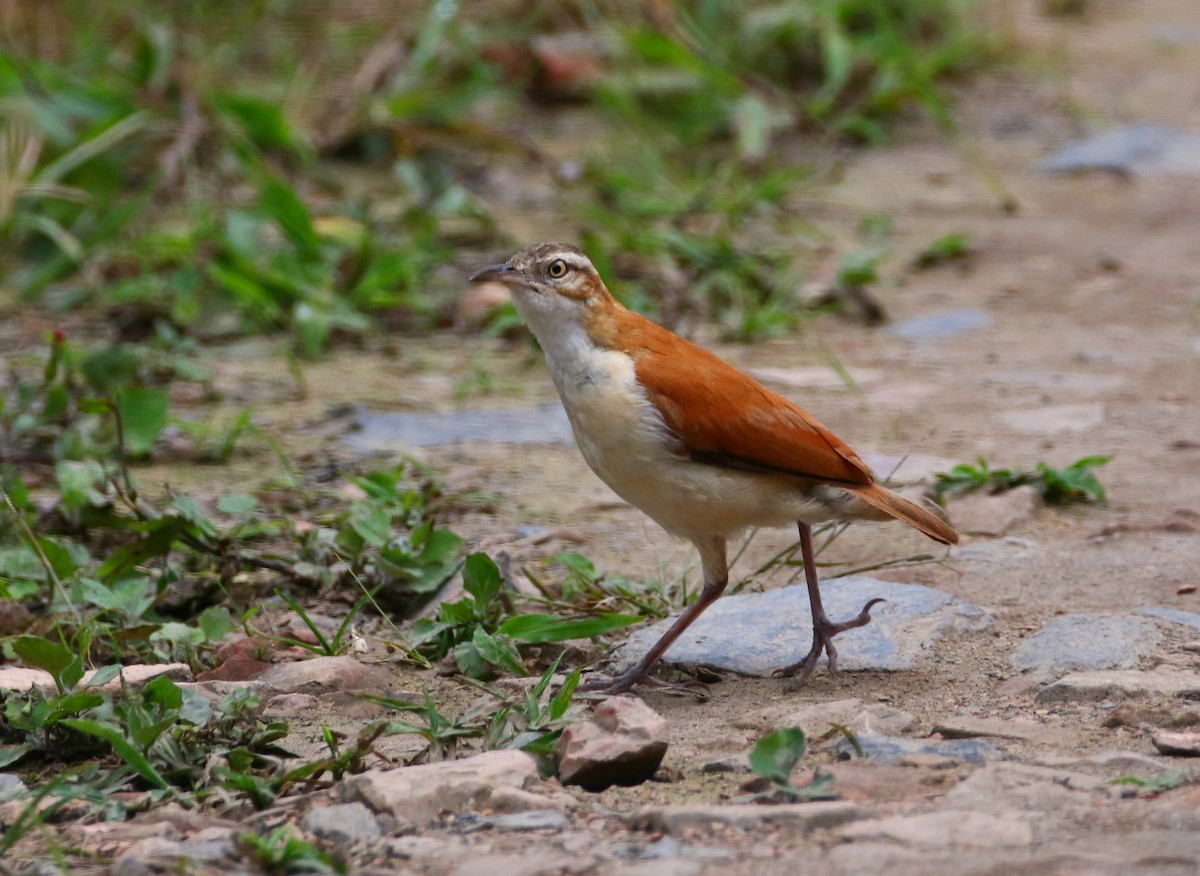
left=515, top=292, right=839, bottom=539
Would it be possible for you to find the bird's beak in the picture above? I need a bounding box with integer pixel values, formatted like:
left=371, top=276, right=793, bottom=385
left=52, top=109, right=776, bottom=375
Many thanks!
left=469, top=262, right=523, bottom=285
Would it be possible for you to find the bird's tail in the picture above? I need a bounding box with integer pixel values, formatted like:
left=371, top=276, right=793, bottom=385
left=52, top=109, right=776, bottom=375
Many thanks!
left=847, top=483, right=959, bottom=545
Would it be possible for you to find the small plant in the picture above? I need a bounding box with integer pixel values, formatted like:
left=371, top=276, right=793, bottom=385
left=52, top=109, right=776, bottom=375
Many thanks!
left=409, top=552, right=641, bottom=679
left=1110, top=770, right=1186, bottom=796
left=239, top=825, right=346, bottom=875
left=912, top=232, right=972, bottom=268
left=373, top=688, right=486, bottom=763
left=746, top=726, right=836, bottom=802
left=934, top=456, right=1111, bottom=505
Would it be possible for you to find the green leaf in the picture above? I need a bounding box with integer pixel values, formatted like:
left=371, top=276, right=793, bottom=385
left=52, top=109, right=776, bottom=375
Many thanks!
left=452, top=640, right=490, bottom=680
left=170, top=494, right=218, bottom=539
left=259, top=176, right=319, bottom=258
left=548, top=668, right=581, bottom=722
left=97, top=522, right=181, bottom=582
left=0, top=744, right=34, bottom=769
left=210, top=91, right=298, bottom=151
left=749, top=727, right=808, bottom=782
left=59, top=718, right=169, bottom=789
left=499, top=613, right=642, bottom=644
left=462, top=553, right=502, bottom=606
left=142, top=675, right=184, bottom=711
left=197, top=606, right=234, bottom=643
left=13, top=636, right=82, bottom=693
left=217, top=494, right=258, bottom=515
left=118, top=386, right=169, bottom=455
left=471, top=627, right=527, bottom=677
left=348, top=502, right=391, bottom=548
left=85, top=665, right=122, bottom=688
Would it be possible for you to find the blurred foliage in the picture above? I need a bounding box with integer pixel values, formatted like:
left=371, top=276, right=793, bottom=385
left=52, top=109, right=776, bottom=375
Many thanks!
left=0, top=0, right=994, bottom=344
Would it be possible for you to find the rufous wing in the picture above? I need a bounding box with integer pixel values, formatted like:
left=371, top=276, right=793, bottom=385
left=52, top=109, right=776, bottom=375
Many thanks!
left=610, top=310, right=874, bottom=486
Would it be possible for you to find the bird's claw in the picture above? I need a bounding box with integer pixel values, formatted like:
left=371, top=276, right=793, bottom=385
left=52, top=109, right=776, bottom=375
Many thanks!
left=772, top=597, right=886, bottom=689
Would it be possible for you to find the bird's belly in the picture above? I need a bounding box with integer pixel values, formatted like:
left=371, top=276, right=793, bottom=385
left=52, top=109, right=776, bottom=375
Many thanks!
left=552, top=352, right=838, bottom=539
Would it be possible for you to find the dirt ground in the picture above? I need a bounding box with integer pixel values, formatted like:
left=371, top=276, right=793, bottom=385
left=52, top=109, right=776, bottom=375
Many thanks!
left=14, top=0, right=1200, bottom=872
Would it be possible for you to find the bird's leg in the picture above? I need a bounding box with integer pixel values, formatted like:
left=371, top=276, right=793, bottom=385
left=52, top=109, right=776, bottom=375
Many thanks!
left=773, top=522, right=884, bottom=689
left=578, top=537, right=727, bottom=696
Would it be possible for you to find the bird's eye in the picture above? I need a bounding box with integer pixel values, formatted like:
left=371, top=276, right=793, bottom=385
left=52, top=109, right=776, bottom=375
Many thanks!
left=547, top=259, right=568, bottom=279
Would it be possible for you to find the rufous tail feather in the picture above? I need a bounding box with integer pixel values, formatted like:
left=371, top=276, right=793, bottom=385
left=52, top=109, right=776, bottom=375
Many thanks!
left=849, top=483, right=959, bottom=545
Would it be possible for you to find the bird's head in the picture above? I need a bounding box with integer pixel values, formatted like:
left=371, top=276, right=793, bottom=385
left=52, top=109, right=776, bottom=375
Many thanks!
left=470, top=243, right=613, bottom=335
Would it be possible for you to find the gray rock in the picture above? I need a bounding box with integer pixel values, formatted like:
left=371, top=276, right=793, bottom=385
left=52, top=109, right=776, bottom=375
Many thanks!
left=889, top=308, right=992, bottom=343
left=1038, top=124, right=1200, bottom=176
left=616, top=576, right=991, bottom=677
left=342, top=750, right=547, bottom=825
left=849, top=704, right=918, bottom=736
left=700, top=752, right=751, bottom=774
left=629, top=801, right=865, bottom=834
left=1037, top=669, right=1200, bottom=703
left=557, top=696, right=669, bottom=790
left=344, top=405, right=572, bottom=451
left=839, top=809, right=1033, bottom=848
left=489, top=810, right=570, bottom=832
left=994, top=403, right=1105, bottom=435
left=302, top=802, right=381, bottom=843
left=945, top=485, right=1040, bottom=537
left=111, top=830, right=237, bottom=876
left=1012, top=613, right=1162, bottom=682
left=0, top=772, right=27, bottom=802
left=839, top=733, right=1000, bottom=766
left=933, top=716, right=1061, bottom=743
left=1138, top=605, right=1200, bottom=632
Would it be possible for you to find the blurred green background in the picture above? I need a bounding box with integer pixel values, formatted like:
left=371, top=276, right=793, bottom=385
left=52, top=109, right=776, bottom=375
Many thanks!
left=0, top=0, right=993, bottom=352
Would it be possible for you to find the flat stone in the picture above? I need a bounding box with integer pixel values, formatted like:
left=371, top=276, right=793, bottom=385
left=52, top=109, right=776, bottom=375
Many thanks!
left=261, top=693, right=320, bottom=716
left=0, top=667, right=54, bottom=692
left=557, top=696, right=669, bottom=790
left=1012, top=613, right=1162, bottom=682
left=994, top=403, right=1105, bottom=435
left=700, top=752, right=751, bottom=774
left=839, top=809, right=1033, bottom=848
left=950, top=536, right=1038, bottom=563
left=302, top=802, right=381, bottom=843
left=256, top=656, right=401, bottom=695
left=1038, top=123, right=1200, bottom=176
left=942, top=762, right=1111, bottom=812
left=344, top=405, right=572, bottom=451
left=945, top=485, right=1040, bottom=537
left=616, top=576, right=991, bottom=677
left=889, top=308, right=992, bottom=342
left=342, top=750, right=546, bottom=826
left=815, top=761, right=963, bottom=805
left=0, top=663, right=192, bottom=694
left=933, top=716, right=1059, bottom=743
left=0, top=773, right=27, bottom=802
left=1150, top=730, right=1200, bottom=756
left=629, top=801, right=865, bottom=835
left=848, top=704, right=918, bottom=736
left=839, top=733, right=999, bottom=766
left=1138, top=605, right=1200, bottom=632
left=489, top=810, right=570, bottom=832
left=1035, top=669, right=1200, bottom=704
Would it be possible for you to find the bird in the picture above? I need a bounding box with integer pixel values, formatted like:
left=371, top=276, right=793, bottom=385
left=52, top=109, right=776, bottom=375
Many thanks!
left=470, top=243, right=959, bottom=695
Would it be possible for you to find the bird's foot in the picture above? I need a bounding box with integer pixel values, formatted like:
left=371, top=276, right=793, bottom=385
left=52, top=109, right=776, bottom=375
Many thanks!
left=575, top=669, right=709, bottom=699
left=772, top=598, right=886, bottom=690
